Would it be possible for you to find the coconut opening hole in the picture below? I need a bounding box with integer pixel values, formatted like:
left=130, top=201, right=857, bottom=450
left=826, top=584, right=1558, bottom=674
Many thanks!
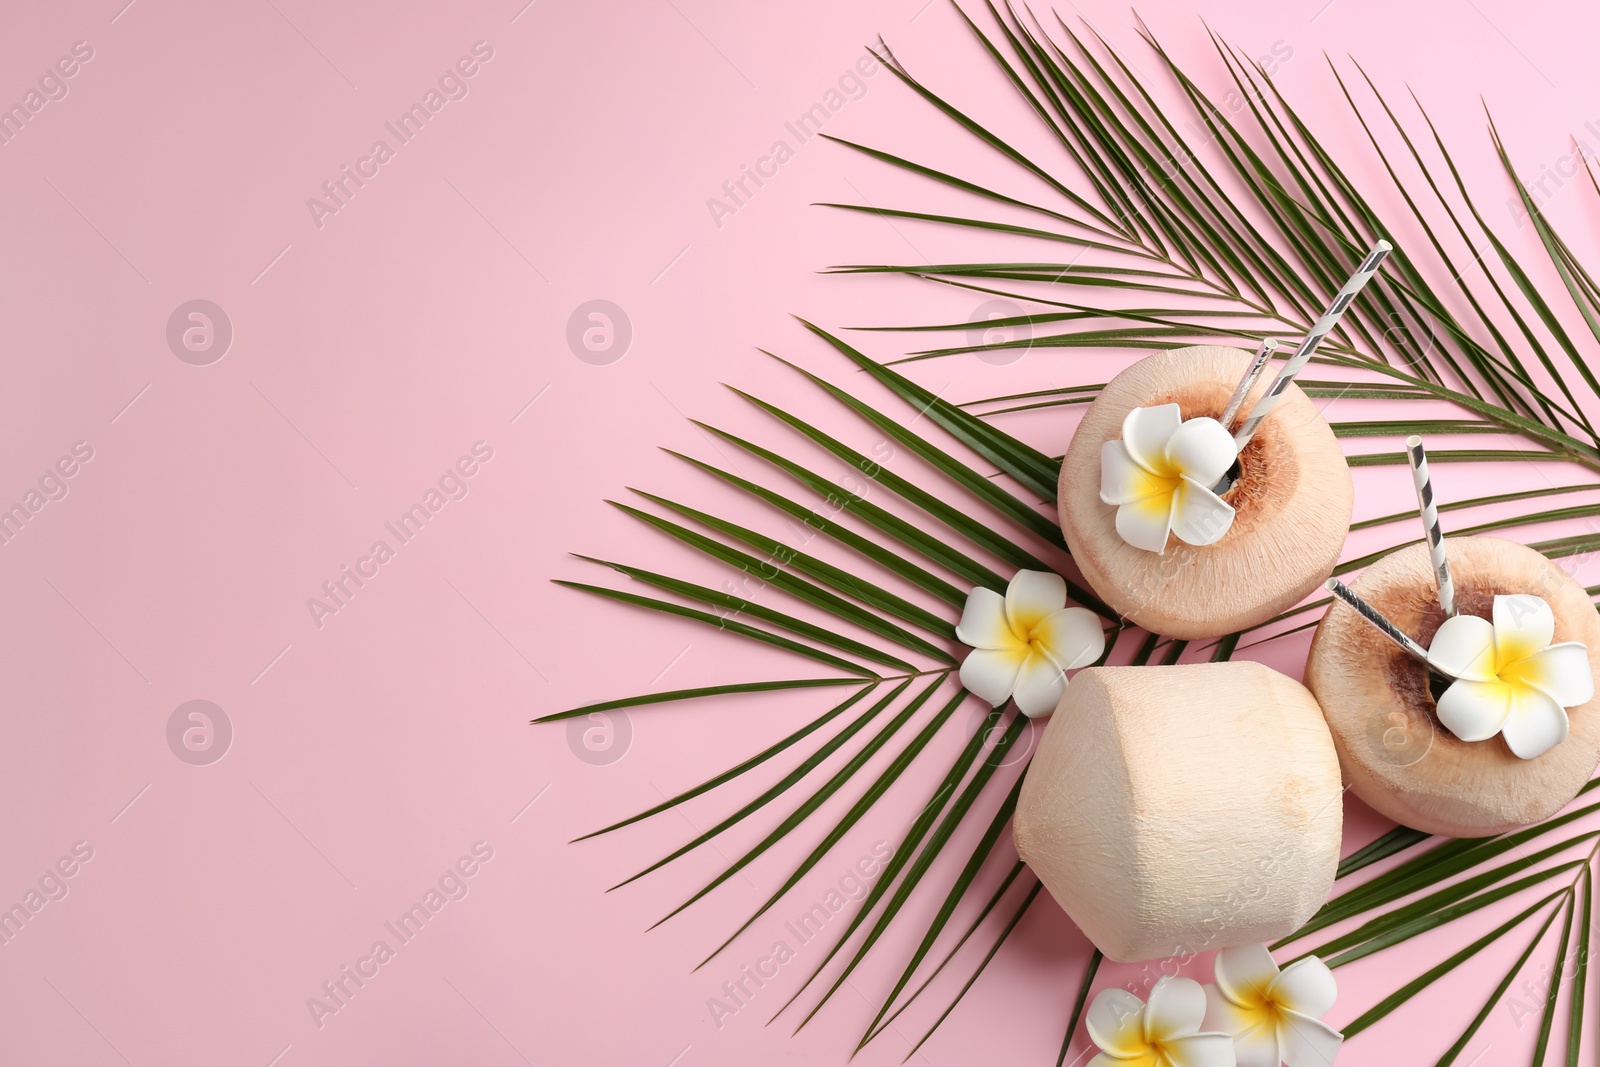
left=1213, top=457, right=1244, bottom=495
left=1388, top=655, right=1446, bottom=729
left=1167, top=377, right=1290, bottom=519
left=1214, top=429, right=1280, bottom=516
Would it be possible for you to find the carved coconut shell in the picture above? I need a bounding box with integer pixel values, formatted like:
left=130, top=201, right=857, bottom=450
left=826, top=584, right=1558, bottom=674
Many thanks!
left=1306, top=536, right=1600, bottom=837
left=1059, top=345, right=1352, bottom=639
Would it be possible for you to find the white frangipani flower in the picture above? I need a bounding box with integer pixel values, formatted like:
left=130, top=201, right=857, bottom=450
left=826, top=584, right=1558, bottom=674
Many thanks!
left=1202, top=943, right=1342, bottom=1067
left=956, top=570, right=1104, bottom=718
left=1426, top=593, right=1594, bottom=759
left=1100, top=403, right=1239, bottom=554
left=1087, top=976, right=1236, bottom=1067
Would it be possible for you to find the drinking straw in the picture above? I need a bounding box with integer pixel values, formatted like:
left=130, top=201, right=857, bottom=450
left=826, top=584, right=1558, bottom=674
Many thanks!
left=1406, top=435, right=1456, bottom=617
left=1219, top=338, right=1279, bottom=431
left=1325, top=578, right=1443, bottom=670
left=1233, top=240, right=1393, bottom=449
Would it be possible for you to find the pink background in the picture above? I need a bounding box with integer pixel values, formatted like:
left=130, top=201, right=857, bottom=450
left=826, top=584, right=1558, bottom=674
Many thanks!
left=3, top=0, right=1599, bottom=1064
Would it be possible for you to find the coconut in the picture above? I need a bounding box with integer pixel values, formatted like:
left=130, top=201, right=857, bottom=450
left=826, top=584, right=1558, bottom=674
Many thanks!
left=1014, top=661, right=1343, bottom=962
left=1059, top=345, right=1352, bottom=639
left=1306, top=536, right=1600, bottom=837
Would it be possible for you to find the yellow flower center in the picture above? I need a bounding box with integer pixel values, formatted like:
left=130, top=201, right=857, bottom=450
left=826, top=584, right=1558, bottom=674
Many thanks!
left=1475, top=632, right=1550, bottom=703
left=1144, top=1041, right=1191, bottom=1067
left=1230, top=989, right=1284, bottom=1034
left=1127, top=466, right=1183, bottom=503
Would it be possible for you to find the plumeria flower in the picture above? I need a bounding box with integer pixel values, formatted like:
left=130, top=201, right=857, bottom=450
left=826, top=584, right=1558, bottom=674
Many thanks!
left=1100, top=404, right=1239, bottom=554
left=1088, top=976, right=1236, bottom=1067
left=956, top=570, right=1104, bottom=718
left=1426, top=593, right=1594, bottom=760
left=1202, top=943, right=1342, bottom=1067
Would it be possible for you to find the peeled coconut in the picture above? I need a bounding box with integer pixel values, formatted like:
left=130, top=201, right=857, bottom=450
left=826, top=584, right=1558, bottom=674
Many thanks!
left=1014, top=661, right=1343, bottom=962
left=1059, top=345, right=1352, bottom=639
left=1306, top=536, right=1600, bottom=838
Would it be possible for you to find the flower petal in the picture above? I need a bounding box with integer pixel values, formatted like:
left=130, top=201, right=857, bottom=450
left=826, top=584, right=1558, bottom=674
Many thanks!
left=1089, top=1054, right=1158, bottom=1067
left=1163, top=416, right=1238, bottom=487
left=1162, top=1033, right=1240, bottom=1067
left=1116, top=496, right=1175, bottom=554
left=1501, top=685, right=1570, bottom=760
left=1102, top=440, right=1178, bottom=506
left=1276, top=1009, right=1344, bottom=1067
left=1035, top=607, right=1106, bottom=671
left=1006, top=570, right=1068, bottom=635
left=1086, top=988, right=1149, bottom=1057
left=1435, top=678, right=1513, bottom=742
left=1170, top=476, right=1236, bottom=547
left=1202, top=985, right=1278, bottom=1067
left=1494, top=593, right=1555, bottom=667
left=959, top=648, right=1026, bottom=708
left=1230, top=1030, right=1281, bottom=1067
left=956, top=587, right=1019, bottom=651
left=1144, top=977, right=1208, bottom=1043
left=1268, top=957, right=1338, bottom=1019
left=1121, top=404, right=1183, bottom=474
left=1427, top=614, right=1498, bottom=683
left=1012, top=650, right=1067, bottom=719
left=1509, top=642, right=1595, bottom=708
left=1212, top=942, right=1279, bottom=1011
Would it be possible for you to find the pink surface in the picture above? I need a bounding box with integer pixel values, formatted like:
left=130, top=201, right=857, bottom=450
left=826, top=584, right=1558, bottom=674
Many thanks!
left=4, top=0, right=1599, bottom=1064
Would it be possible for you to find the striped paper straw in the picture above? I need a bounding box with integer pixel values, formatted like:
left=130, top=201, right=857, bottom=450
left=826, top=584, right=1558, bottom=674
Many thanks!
left=1406, top=435, right=1456, bottom=616
left=1233, top=240, right=1393, bottom=449
left=1220, top=337, right=1279, bottom=431
left=1326, top=578, right=1441, bottom=670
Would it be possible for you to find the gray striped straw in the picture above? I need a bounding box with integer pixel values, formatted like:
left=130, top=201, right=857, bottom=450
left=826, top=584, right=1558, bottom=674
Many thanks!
left=1325, top=578, right=1447, bottom=673
left=1220, top=337, right=1279, bottom=431
left=1406, top=435, right=1456, bottom=616
left=1233, top=240, right=1393, bottom=449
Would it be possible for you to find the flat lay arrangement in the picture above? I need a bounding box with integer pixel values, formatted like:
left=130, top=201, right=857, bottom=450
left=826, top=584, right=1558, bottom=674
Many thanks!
left=544, top=6, right=1600, bottom=1063
left=20, top=1, right=1600, bottom=1065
